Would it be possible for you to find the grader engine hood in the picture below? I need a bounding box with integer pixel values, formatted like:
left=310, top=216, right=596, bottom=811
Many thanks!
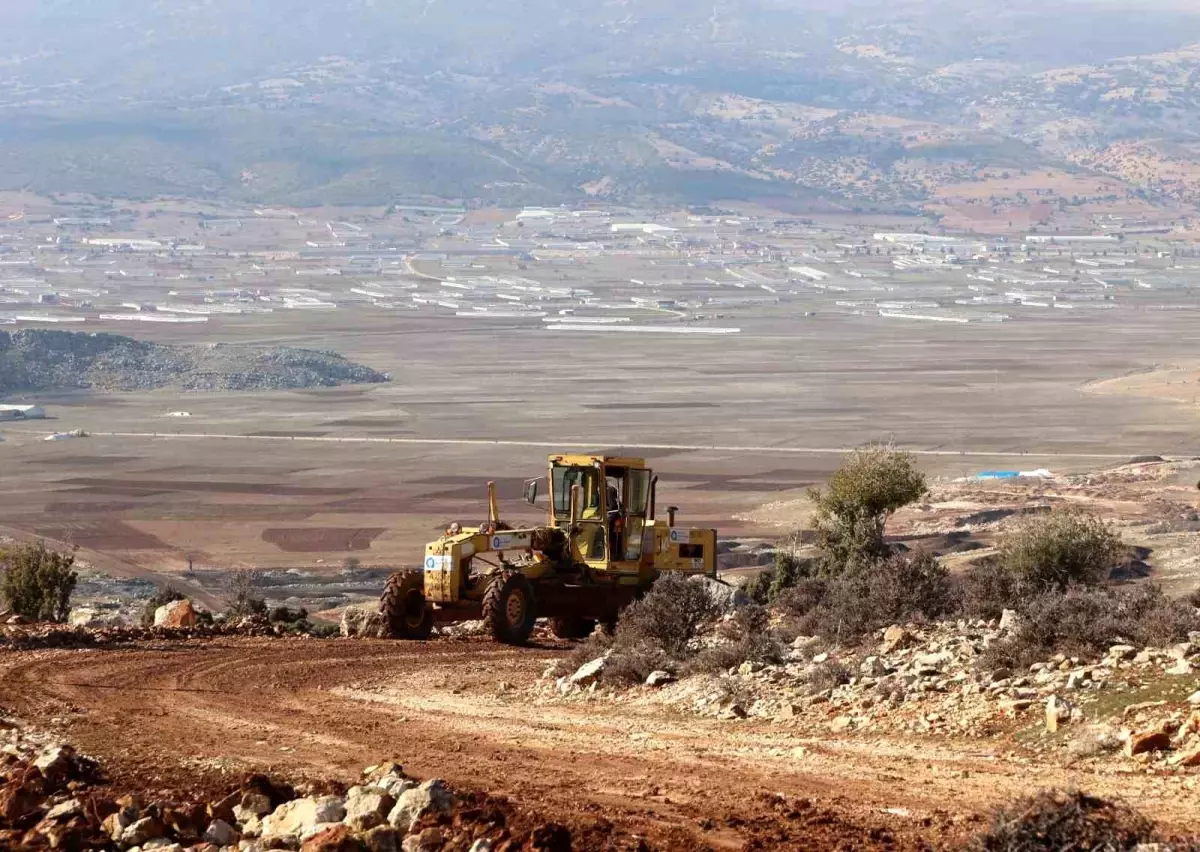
left=652, top=525, right=718, bottom=577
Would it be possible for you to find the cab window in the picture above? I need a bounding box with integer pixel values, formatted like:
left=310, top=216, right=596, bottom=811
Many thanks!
left=552, top=465, right=601, bottom=519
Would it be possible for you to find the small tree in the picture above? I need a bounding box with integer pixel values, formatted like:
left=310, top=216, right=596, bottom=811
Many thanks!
left=808, top=445, right=928, bottom=573
left=768, top=551, right=810, bottom=601
left=998, top=511, right=1125, bottom=592
left=0, top=541, right=78, bottom=622
left=225, top=569, right=267, bottom=617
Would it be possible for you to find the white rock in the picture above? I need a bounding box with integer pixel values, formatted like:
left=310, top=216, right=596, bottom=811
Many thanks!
left=261, top=796, right=346, bottom=839
left=69, top=607, right=128, bottom=628
left=645, top=670, right=675, bottom=687
left=233, top=791, right=272, bottom=824
left=204, top=819, right=240, bottom=846
left=469, top=840, right=494, bottom=852
left=344, top=785, right=396, bottom=831
left=45, top=799, right=83, bottom=821
left=1188, top=690, right=1200, bottom=705
left=998, top=609, right=1021, bottom=633
left=1108, top=644, right=1137, bottom=660
left=33, top=745, right=73, bottom=776
left=387, top=779, right=453, bottom=833
left=340, top=606, right=386, bottom=638
left=569, top=656, right=608, bottom=686
left=378, top=775, right=417, bottom=799
left=153, top=599, right=197, bottom=628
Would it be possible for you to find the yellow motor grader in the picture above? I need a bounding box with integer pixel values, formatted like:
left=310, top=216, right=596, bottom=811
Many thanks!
left=380, top=453, right=717, bottom=644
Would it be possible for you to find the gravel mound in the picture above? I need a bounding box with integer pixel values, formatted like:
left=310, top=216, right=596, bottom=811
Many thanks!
left=0, top=329, right=388, bottom=394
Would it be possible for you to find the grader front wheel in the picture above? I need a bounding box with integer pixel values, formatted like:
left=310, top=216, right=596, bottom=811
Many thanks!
left=481, top=569, right=537, bottom=645
left=380, top=570, right=434, bottom=640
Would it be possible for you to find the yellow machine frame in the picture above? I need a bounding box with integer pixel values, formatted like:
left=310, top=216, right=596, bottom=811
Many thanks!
left=378, top=453, right=721, bottom=643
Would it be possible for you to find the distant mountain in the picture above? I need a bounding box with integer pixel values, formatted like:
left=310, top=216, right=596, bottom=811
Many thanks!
left=1, top=1, right=1199, bottom=208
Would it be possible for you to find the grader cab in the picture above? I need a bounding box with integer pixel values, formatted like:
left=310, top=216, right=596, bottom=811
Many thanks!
left=381, top=454, right=717, bottom=644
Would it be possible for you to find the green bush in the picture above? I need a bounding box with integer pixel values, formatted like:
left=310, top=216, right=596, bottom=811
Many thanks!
left=808, top=445, right=927, bottom=574
left=741, top=570, right=774, bottom=605
left=768, top=552, right=811, bottom=601
left=269, top=605, right=309, bottom=624
left=0, top=541, right=77, bottom=623
left=998, top=511, right=1126, bottom=592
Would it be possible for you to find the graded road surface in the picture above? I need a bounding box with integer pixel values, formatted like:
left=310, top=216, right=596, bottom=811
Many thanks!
left=4, top=636, right=1199, bottom=849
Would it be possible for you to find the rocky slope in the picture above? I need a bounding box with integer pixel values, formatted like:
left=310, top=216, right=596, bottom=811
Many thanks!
left=0, top=329, right=388, bottom=395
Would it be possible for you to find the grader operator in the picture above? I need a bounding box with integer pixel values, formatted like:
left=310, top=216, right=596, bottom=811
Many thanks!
left=380, top=453, right=717, bottom=645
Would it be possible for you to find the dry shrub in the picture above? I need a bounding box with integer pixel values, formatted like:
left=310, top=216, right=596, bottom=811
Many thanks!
left=968, top=790, right=1158, bottom=851
left=775, top=577, right=829, bottom=619
left=983, top=584, right=1200, bottom=671
left=556, top=574, right=729, bottom=685
left=778, top=552, right=954, bottom=646
left=955, top=560, right=1021, bottom=621
left=998, top=510, right=1126, bottom=592
left=682, top=604, right=781, bottom=676
left=613, top=573, right=726, bottom=659
left=225, top=569, right=267, bottom=617
left=806, top=659, right=852, bottom=692
left=604, top=644, right=674, bottom=685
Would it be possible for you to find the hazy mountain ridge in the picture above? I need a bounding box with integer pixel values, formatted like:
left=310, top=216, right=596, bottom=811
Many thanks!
left=1, top=1, right=1198, bottom=208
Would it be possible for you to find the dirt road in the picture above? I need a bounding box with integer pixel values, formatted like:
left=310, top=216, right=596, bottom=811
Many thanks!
left=1, top=636, right=1195, bottom=849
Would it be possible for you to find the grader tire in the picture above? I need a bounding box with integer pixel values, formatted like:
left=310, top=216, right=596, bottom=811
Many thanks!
left=380, top=571, right=433, bottom=640
left=482, top=569, right=537, bottom=645
left=550, top=617, right=596, bottom=640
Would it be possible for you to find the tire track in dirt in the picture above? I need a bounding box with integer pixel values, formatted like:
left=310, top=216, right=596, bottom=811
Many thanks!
left=2, top=637, right=1196, bottom=847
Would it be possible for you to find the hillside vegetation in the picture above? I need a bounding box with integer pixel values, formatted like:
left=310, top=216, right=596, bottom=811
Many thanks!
left=0, top=330, right=388, bottom=395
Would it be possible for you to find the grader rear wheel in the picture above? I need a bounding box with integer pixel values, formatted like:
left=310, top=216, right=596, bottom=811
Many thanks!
left=550, top=617, right=596, bottom=640
left=481, top=569, right=537, bottom=645
left=380, top=570, right=434, bottom=640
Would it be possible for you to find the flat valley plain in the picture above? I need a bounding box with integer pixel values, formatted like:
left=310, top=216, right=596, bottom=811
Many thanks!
left=2, top=197, right=1200, bottom=603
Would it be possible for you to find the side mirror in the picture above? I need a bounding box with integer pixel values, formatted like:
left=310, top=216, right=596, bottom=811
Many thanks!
left=523, top=478, right=539, bottom=505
